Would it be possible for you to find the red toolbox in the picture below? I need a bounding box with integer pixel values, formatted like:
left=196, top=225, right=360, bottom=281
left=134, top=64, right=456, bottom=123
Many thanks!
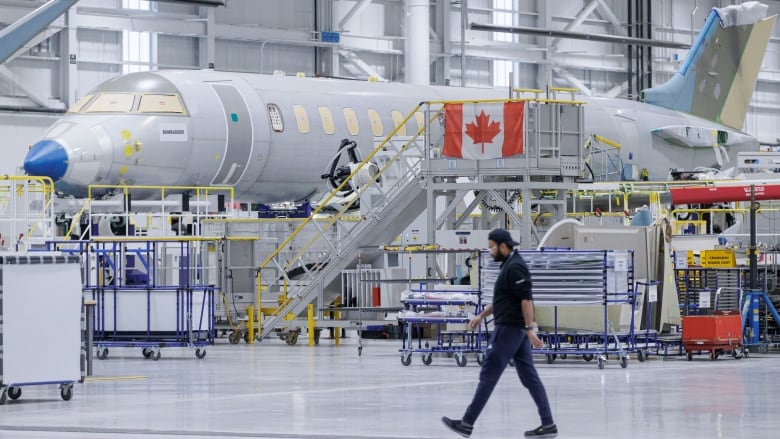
left=682, top=311, right=744, bottom=361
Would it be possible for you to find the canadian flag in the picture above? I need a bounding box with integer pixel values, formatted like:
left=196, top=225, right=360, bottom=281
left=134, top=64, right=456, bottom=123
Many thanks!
left=442, top=102, right=525, bottom=159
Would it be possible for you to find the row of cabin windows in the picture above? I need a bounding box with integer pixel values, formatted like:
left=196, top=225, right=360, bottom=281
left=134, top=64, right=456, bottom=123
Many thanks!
left=268, top=103, right=425, bottom=137
left=67, top=93, right=425, bottom=138
left=67, top=93, right=186, bottom=114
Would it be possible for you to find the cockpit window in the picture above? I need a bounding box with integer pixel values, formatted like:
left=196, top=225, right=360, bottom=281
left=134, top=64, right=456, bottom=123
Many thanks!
left=66, top=94, right=94, bottom=114
left=138, top=94, right=186, bottom=114
left=84, top=93, right=136, bottom=113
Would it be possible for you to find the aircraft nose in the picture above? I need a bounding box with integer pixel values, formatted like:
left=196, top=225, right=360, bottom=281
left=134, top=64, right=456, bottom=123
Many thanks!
left=24, top=139, right=69, bottom=181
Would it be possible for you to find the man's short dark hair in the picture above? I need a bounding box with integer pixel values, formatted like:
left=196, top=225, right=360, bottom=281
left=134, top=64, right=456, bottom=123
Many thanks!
left=488, top=228, right=520, bottom=248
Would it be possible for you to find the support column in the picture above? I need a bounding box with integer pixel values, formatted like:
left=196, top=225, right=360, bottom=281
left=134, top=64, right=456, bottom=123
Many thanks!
left=61, top=8, right=78, bottom=107
left=405, top=0, right=430, bottom=84
left=199, top=7, right=215, bottom=69
left=520, top=188, right=532, bottom=250
left=434, top=0, right=450, bottom=85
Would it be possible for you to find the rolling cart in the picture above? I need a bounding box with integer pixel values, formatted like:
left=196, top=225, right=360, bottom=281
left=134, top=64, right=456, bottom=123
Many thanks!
left=0, top=254, right=83, bottom=404
left=682, top=310, right=744, bottom=360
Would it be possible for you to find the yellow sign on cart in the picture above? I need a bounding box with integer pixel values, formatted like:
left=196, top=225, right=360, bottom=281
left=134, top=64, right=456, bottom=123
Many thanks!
left=701, top=249, right=736, bottom=268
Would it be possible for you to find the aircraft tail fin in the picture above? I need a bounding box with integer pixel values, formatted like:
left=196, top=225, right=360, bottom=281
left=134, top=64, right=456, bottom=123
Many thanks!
left=641, top=2, right=776, bottom=130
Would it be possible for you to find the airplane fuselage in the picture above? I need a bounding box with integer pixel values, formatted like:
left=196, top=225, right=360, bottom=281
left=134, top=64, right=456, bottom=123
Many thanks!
left=25, top=70, right=758, bottom=202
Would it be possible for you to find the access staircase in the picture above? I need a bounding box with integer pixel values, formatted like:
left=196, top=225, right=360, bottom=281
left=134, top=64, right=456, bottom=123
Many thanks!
left=258, top=107, right=430, bottom=339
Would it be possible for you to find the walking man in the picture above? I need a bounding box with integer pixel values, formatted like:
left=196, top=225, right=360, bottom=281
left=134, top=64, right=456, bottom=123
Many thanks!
left=442, top=228, right=557, bottom=438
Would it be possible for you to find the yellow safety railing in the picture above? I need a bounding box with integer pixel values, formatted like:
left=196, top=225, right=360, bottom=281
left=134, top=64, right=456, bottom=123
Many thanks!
left=65, top=198, right=92, bottom=240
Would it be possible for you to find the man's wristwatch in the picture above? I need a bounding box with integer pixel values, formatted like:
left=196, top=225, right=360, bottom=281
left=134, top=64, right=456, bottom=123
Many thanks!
left=523, top=326, right=535, bottom=331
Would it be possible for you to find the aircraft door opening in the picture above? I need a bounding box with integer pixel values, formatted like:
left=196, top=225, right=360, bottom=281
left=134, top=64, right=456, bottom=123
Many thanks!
left=210, top=83, right=253, bottom=186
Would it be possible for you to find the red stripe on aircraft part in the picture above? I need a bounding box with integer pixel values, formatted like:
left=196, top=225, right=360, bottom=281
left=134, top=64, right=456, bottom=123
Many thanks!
left=670, top=185, right=780, bottom=204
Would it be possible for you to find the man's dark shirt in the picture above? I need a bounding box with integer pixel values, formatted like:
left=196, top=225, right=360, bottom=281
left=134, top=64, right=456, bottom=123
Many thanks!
left=492, top=251, right=533, bottom=328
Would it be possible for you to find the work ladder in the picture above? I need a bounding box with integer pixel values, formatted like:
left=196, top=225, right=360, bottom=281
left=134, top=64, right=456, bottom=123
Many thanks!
left=258, top=109, right=429, bottom=340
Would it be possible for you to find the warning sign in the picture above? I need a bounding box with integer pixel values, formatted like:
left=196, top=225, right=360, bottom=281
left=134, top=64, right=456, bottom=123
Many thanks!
left=701, top=250, right=736, bottom=268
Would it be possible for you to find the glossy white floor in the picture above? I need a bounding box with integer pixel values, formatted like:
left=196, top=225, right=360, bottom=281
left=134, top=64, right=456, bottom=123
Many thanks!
left=0, top=336, right=778, bottom=439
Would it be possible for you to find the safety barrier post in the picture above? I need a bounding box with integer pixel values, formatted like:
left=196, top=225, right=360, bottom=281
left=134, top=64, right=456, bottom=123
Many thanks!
left=308, top=304, right=315, bottom=346
left=334, top=308, right=341, bottom=346
left=247, top=305, right=255, bottom=344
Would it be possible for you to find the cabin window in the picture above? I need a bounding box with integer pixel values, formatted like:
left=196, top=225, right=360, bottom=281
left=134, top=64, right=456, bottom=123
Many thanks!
left=391, top=110, right=407, bottom=136
left=293, top=105, right=310, bottom=134
left=343, top=107, right=359, bottom=136
left=267, top=103, right=284, bottom=132
left=368, top=109, right=383, bottom=137
left=67, top=94, right=94, bottom=114
left=415, top=111, right=425, bottom=134
left=138, top=94, right=186, bottom=114
left=319, top=107, right=335, bottom=135
left=84, top=93, right=135, bottom=113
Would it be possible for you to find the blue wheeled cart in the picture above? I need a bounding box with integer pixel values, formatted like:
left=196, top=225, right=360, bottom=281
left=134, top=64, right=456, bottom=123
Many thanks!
left=398, top=287, right=487, bottom=367
left=481, top=249, right=637, bottom=369
left=0, top=254, right=83, bottom=404
left=46, top=239, right=216, bottom=361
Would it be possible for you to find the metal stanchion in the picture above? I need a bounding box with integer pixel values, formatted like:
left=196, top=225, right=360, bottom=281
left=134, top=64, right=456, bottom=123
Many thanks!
left=83, top=300, right=96, bottom=376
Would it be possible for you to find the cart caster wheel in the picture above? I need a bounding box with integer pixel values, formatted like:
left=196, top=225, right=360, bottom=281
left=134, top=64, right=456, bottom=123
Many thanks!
left=228, top=331, right=241, bottom=344
left=637, top=350, right=647, bottom=362
left=401, top=354, right=412, bottom=366
left=456, top=353, right=467, bottom=367
left=60, top=385, right=73, bottom=401
left=195, top=348, right=206, bottom=359
left=709, top=351, right=719, bottom=361
left=560, top=354, right=568, bottom=360
left=619, top=356, right=629, bottom=369
left=759, top=343, right=769, bottom=354
left=422, top=353, right=433, bottom=365
left=733, top=348, right=744, bottom=360
left=686, top=351, right=693, bottom=361
left=743, top=347, right=750, bottom=358
left=476, top=353, right=486, bottom=366
left=142, top=348, right=153, bottom=359
left=314, top=328, right=322, bottom=345
left=582, top=354, right=594, bottom=362
left=151, top=350, right=161, bottom=361
left=286, top=329, right=300, bottom=346
left=546, top=354, right=556, bottom=364
left=7, top=387, right=21, bottom=400
left=96, top=348, right=108, bottom=360
left=597, top=356, right=606, bottom=370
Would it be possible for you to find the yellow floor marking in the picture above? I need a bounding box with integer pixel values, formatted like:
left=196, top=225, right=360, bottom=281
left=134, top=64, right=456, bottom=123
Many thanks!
left=83, top=376, right=148, bottom=382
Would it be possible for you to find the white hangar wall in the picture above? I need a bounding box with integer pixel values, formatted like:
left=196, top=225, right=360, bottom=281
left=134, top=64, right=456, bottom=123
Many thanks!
left=0, top=114, right=59, bottom=175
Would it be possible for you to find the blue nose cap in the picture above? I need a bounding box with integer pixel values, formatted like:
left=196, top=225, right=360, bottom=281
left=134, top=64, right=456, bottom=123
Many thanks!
left=24, top=139, right=69, bottom=181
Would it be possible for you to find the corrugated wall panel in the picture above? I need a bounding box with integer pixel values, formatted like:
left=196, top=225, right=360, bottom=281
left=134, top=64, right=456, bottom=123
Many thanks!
left=158, top=35, right=199, bottom=69
left=216, top=0, right=313, bottom=29
left=215, top=41, right=314, bottom=75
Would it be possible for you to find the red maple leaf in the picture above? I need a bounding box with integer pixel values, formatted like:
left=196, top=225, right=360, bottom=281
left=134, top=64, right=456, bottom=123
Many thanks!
left=465, top=110, right=502, bottom=154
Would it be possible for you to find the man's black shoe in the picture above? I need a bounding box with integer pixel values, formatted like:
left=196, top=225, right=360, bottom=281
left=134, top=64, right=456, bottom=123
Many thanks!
left=524, top=424, right=558, bottom=438
left=441, top=417, right=473, bottom=438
